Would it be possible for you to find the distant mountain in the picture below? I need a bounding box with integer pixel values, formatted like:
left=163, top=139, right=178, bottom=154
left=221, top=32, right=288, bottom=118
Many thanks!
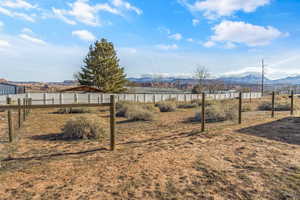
left=272, top=76, right=300, bottom=85
left=128, top=74, right=300, bottom=85
left=217, top=74, right=271, bottom=84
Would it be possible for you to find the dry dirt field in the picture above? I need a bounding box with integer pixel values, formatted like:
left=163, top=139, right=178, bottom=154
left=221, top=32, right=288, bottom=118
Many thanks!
left=0, top=100, right=299, bottom=200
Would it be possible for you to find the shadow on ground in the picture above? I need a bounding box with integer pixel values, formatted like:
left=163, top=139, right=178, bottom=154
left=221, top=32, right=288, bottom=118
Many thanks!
left=238, top=117, right=300, bottom=145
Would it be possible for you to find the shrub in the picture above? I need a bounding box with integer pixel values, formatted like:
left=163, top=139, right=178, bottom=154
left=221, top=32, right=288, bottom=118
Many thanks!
left=55, top=108, right=91, bottom=114
left=258, top=101, right=293, bottom=111
left=116, top=102, right=154, bottom=121
left=125, top=106, right=154, bottom=121
left=177, top=103, right=198, bottom=109
left=194, top=103, right=238, bottom=123
left=157, top=103, right=176, bottom=112
left=62, top=116, right=104, bottom=140
left=242, top=103, right=256, bottom=112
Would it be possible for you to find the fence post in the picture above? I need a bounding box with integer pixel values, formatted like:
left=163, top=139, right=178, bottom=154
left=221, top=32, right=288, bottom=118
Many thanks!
left=43, top=93, right=47, bottom=105
left=59, top=93, right=63, bottom=104
left=88, top=94, right=91, bottom=104
left=52, top=97, right=55, bottom=105
left=29, top=98, right=32, bottom=114
left=153, top=94, right=156, bottom=104
left=184, top=94, right=187, bottom=102
left=291, top=90, right=294, bottom=116
left=7, top=97, right=13, bottom=142
left=271, top=92, right=275, bottom=118
left=101, top=94, right=104, bottom=103
left=98, top=95, right=100, bottom=104
left=23, top=98, right=26, bottom=121
left=74, top=94, right=78, bottom=104
left=201, top=93, right=205, bottom=132
left=144, top=93, right=147, bottom=103
left=110, top=95, right=116, bottom=151
left=18, top=98, right=21, bottom=128
left=238, top=92, right=242, bottom=124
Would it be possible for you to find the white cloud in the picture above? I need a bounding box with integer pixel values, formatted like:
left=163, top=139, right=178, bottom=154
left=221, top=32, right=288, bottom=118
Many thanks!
left=210, top=20, right=285, bottom=47
left=168, top=33, right=182, bottom=41
left=0, top=21, right=3, bottom=27
left=187, top=38, right=194, bottom=42
left=72, top=30, right=96, bottom=42
left=111, top=0, right=143, bottom=15
left=21, top=27, right=33, bottom=34
left=203, top=41, right=215, bottom=48
left=52, top=0, right=120, bottom=26
left=180, top=0, right=270, bottom=19
left=0, top=40, right=11, bottom=48
left=192, top=19, right=199, bottom=26
left=52, top=8, right=77, bottom=25
left=52, top=0, right=141, bottom=26
left=0, top=6, right=35, bottom=22
left=224, top=41, right=236, bottom=49
left=19, top=34, right=46, bottom=45
left=0, top=0, right=37, bottom=9
left=156, top=44, right=178, bottom=50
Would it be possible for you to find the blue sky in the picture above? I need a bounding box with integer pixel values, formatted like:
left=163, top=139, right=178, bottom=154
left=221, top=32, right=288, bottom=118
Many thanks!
left=0, top=0, right=300, bottom=81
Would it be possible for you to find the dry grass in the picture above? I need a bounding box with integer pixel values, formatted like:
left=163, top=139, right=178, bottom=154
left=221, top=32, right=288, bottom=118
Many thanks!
left=194, top=102, right=238, bottom=122
left=117, top=101, right=155, bottom=121
left=62, top=116, right=105, bottom=140
left=156, top=103, right=176, bottom=112
left=0, top=97, right=299, bottom=199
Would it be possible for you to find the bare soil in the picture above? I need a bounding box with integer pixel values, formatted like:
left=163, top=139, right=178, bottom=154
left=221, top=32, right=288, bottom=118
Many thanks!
left=0, top=103, right=299, bottom=200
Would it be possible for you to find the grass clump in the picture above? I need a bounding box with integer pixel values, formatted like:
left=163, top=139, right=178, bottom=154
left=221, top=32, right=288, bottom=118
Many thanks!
left=194, top=103, right=238, bottom=122
left=55, top=108, right=91, bottom=114
left=156, top=103, right=176, bottom=112
left=126, top=106, right=154, bottom=121
left=242, top=103, right=256, bottom=112
left=258, top=101, right=296, bottom=111
left=116, top=101, right=154, bottom=121
left=177, top=103, right=198, bottom=109
left=62, top=116, right=104, bottom=140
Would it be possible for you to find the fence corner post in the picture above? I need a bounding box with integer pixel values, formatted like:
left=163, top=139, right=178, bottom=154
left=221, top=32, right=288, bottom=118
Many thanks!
left=110, top=95, right=116, bottom=151
left=272, top=91, right=275, bottom=118
left=6, top=97, right=13, bottom=142
left=238, top=92, right=242, bottom=124
left=18, top=98, right=21, bottom=128
left=291, top=90, right=294, bottom=116
left=201, top=92, right=205, bottom=132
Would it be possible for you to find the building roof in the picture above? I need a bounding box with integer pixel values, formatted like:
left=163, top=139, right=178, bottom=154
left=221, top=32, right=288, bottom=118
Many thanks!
left=59, top=85, right=103, bottom=93
left=0, top=82, right=19, bottom=87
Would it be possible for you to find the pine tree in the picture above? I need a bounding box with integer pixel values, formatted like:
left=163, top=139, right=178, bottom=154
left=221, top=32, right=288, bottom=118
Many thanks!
left=76, top=39, right=127, bottom=93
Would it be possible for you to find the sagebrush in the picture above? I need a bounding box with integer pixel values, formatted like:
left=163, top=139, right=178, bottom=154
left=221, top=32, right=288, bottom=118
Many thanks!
left=62, top=116, right=105, bottom=140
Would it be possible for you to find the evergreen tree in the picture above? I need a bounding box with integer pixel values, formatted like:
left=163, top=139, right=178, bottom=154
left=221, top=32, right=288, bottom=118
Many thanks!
left=76, top=39, right=127, bottom=93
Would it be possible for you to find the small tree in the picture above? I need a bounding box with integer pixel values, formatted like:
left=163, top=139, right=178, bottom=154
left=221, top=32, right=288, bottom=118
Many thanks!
left=192, top=66, right=210, bottom=94
left=76, top=39, right=127, bottom=93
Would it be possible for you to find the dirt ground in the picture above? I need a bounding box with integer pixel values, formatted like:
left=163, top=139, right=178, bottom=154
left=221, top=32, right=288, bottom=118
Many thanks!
left=0, top=103, right=299, bottom=200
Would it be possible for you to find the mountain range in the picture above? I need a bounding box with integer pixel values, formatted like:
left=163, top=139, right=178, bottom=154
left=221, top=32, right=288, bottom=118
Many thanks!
left=128, top=74, right=300, bottom=85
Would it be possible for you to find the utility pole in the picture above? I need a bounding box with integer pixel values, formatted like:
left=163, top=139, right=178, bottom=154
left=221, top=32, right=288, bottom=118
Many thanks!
left=261, top=59, right=265, bottom=96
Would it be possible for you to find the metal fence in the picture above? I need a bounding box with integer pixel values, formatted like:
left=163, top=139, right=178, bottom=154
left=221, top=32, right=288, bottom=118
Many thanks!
left=0, top=92, right=262, bottom=105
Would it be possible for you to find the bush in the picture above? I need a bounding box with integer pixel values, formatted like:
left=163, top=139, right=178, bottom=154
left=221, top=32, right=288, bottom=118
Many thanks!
left=258, top=101, right=292, bottom=111
left=116, top=102, right=154, bottom=121
left=126, top=106, right=154, bottom=121
left=177, top=103, right=198, bottom=109
left=62, top=116, right=104, bottom=140
left=55, top=108, right=91, bottom=114
left=194, top=103, right=238, bottom=123
left=157, top=103, right=176, bottom=112
left=242, top=103, right=256, bottom=112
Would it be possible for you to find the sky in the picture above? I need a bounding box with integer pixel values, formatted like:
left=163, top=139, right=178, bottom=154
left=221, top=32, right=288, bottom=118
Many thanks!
left=0, top=0, right=300, bottom=81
